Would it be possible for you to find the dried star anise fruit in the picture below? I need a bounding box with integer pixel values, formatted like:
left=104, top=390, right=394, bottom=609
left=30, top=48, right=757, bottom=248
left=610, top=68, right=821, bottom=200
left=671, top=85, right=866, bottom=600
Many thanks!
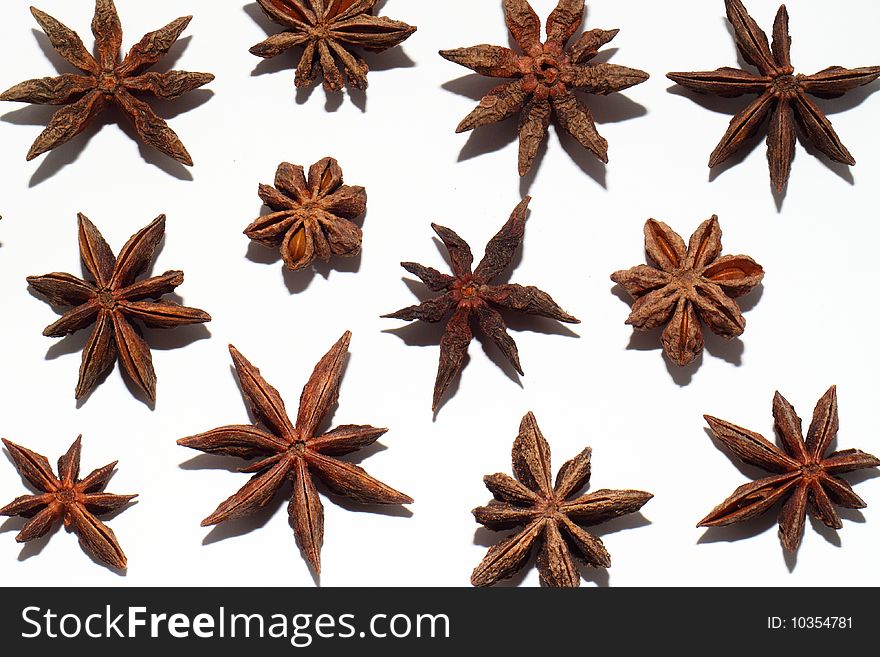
left=701, top=386, right=880, bottom=552
left=244, top=158, right=366, bottom=271
left=250, top=0, right=416, bottom=92
left=472, top=412, right=652, bottom=587
left=27, top=214, right=211, bottom=403
left=178, top=332, right=412, bottom=576
left=440, top=0, right=648, bottom=175
left=382, top=197, right=579, bottom=411
left=668, top=0, right=880, bottom=192
left=611, top=216, right=764, bottom=367
left=1, top=436, right=137, bottom=570
left=0, top=0, right=213, bottom=165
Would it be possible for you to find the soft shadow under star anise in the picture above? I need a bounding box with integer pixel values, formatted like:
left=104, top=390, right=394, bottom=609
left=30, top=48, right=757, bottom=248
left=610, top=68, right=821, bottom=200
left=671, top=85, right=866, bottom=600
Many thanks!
left=0, top=0, right=214, bottom=165
left=178, top=332, right=412, bottom=576
left=382, top=197, right=579, bottom=412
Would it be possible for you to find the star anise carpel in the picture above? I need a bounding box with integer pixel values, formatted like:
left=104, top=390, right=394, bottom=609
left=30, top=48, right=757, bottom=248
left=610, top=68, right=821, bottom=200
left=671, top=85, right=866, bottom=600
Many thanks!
left=0, top=0, right=214, bottom=165
left=382, top=197, right=579, bottom=412
left=611, top=215, right=764, bottom=367
left=440, top=0, right=649, bottom=176
left=667, top=0, right=880, bottom=192
left=178, top=331, right=412, bottom=576
left=1, top=435, right=136, bottom=570
left=472, top=412, right=652, bottom=587
left=27, top=214, right=211, bottom=403
left=250, top=0, right=416, bottom=92
left=244, top=157, right=367, bottom=271
left=701, top=386, right=880, bottom=552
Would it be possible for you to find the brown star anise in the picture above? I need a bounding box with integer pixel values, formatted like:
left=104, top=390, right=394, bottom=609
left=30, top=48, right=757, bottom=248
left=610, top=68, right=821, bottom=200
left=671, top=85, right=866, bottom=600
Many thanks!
left=611, top=216, right=764, bottom=367
left=244, top=158, right=366, bottom=271
left=0, top=0, right=213, bottom=165
left=472, top=412, right=652, bottom=587
left=440, top=0, right=648, bottom=175
left=382, top=197, right=579, bottom=411
left=701, top=386, right=880, bottom=552
left=178, top=332, right=412, bottom=576
left=667, top=0, right=880, bottom=192
left=1, top=436, right=136, bottom=570
left=250, top=0, right=416, bottom=92
left=27, top=214, right=211, bottom=403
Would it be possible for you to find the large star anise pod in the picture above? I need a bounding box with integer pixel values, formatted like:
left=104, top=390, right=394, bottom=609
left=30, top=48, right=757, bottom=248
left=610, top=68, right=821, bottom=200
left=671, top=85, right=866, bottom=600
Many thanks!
left=1, top=436, right=136, bottom=570
left=611, top=216, right=764, bottom=367
left=244, top=157, right=366, bottom=271
left=667, top=0, right=880, bottom=192
left=382, top=197, right=579, bottom=411
left=250, top=0, right=416, bottom=92
left=27, top=214, right=211, bottom=403
left=701, top=386, right=880, bottom=552
left=440, top=0, right=648, bottom=176
left=0, top=0, right=214, bottom=165
left=178, top=332, right=412, bottom=576
left=472, top=412, right=652, bottom=587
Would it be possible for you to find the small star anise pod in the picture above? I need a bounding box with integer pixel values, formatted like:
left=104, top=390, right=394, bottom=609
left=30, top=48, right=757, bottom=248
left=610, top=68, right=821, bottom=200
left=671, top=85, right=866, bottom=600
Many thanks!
left=611, top=216, right=764, bottom=367
left=472, top=412, right=652, bottom=587
left=27, top=214, right=212, bottom=403
left=250, top=0, right=416, bottom=92
left=178, top=332, right=412, bottom=576
left=440, top=0, right=648, bottom=175
left=701, top=386, right=880, bottom=552
left=244, top=157, right=366, bottom=271
left=382, top=197, right=579, bottom=411
left=0, top=0, right=214, bottom=165
left=668, top=0, right=880, bottom=192
left=1, top=436, right=137, bottom=570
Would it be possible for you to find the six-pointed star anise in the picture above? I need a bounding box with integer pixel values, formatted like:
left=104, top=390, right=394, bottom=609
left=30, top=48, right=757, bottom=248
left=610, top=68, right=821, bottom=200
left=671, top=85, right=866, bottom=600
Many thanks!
left=250, top=0, right=416, bottom=92
left=382, top=197, right=579, bottom=411
left=611, top=216, right=764, bottom=367
left=0, top=0, right=213, bottom=165
left=701, top=386, right=880, bottom=552
left=178, top=332, right=412, bottom=575
left=440, top=0, right=648, bottom=175
left=244, top=157, right=367, bottom=271
left=472, top=412, right=652, bottom=587
left=668, top=0, right=880, bottom=192
left=0, top=436, right=137, bottom=570
left=27, top=214, right=211, bottom=403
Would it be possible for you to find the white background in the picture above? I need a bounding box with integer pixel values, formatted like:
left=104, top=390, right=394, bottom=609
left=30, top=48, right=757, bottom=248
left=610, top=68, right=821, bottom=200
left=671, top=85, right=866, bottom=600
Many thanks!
left=0, top=0, right=878, bottom=587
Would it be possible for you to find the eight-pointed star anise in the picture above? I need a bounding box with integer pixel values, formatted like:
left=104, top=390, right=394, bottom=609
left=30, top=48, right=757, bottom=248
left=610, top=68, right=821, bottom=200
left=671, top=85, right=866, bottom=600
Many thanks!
left=382, top=197, right=579, bottom=412
left=244, top=157, right=367, bottom=271
left=611, top=216, right=764, bottom=367
left=0, top=0, right=214, bottom=165
left=668, top=0, right=880, bottom=192
left=178, top=332, right=412, bottom=576
left=27, top=214, right=211, bottom=403
left=250, top=0, right=416, bottom=92
left=1, top=436, right=137, bottom=570
left=701, top=386, right=880, bottom=552
left=472, top=412, right=652, bottom=587
left=440, top=0, right=648, bottom=175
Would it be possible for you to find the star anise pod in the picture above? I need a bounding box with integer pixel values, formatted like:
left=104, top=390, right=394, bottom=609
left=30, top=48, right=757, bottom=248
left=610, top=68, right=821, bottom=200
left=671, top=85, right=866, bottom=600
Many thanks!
left=0, top=0, right=214, bottom=165
left=1, top=436, right=137, bottom=570
left=701, top=386, right=880, bottom=552
left=250, top=0, right=416, bottom=92
left=178, top=332, right=412, bottom=576
left=382, top=197, right=579, bottom=411
left=611, top=216, right=764, bottom=367
left=244, top=158, right=366, bottom=271
left=27, top=214, right=211, bottom=403
left=667, top=0, right=880, bottom=192
left=472, top=412, right=652, bottom=587
left=440, top=0, right=648, bottom=176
